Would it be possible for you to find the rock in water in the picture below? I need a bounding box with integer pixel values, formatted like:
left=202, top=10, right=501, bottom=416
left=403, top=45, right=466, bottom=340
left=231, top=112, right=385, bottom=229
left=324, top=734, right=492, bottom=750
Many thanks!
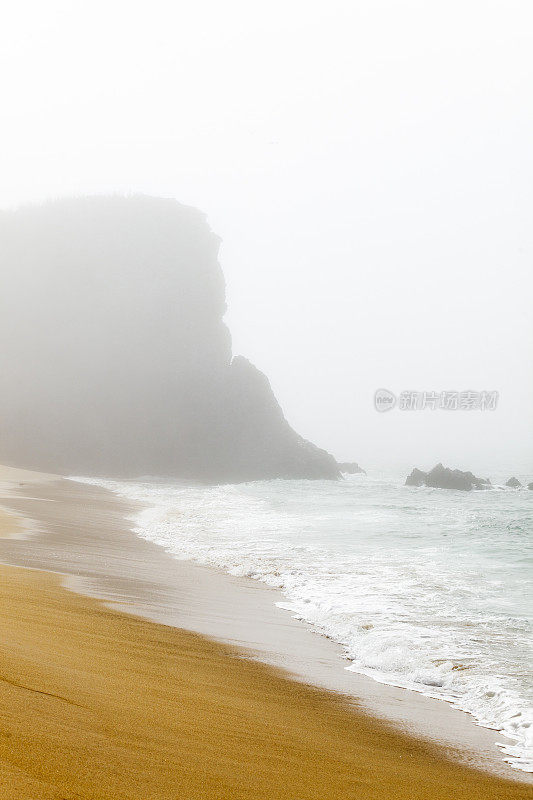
left=337, top=462, right=366, bottom=474
left=0, top=196, right=338, bottom=482
left=405, top=463, right=491, bottom=491
left=505, top=477, right=522, bottom=488
left=405, top=468, right=428, bottom=487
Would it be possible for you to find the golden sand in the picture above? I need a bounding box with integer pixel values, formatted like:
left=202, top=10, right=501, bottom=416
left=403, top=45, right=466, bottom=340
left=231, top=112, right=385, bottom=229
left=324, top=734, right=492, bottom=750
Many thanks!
left=0, top=561, right=529, bottom=800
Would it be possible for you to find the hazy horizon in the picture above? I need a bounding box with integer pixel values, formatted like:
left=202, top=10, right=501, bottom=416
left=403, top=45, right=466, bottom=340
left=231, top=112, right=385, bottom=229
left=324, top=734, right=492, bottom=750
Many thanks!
left=2, top=1, right=532, bottom=476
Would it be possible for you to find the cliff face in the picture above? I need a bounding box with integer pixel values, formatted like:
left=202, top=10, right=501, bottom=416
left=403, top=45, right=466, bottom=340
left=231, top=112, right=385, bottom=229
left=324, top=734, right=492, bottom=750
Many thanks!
left=0, top=196, right=338, bottom=482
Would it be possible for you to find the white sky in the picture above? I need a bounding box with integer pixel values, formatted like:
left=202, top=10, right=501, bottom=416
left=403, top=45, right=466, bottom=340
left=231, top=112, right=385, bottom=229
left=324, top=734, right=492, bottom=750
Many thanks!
left=1, top=1, right=532, bottom=475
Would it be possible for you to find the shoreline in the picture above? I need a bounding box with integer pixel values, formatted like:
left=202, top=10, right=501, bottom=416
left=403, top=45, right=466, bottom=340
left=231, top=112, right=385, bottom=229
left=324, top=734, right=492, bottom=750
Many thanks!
left=2, top=564, right=530, bottom=800
left=0, top=465, right=531, bottom=792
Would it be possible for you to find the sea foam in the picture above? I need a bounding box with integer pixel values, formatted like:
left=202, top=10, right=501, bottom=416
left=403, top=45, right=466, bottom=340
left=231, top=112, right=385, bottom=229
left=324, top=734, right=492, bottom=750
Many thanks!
left=71, top=473, right=533, bottom=771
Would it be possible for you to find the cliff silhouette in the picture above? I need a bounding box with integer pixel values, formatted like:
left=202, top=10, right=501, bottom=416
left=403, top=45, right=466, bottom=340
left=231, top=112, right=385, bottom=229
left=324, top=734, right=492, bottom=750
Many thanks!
left=0, top=195, right=338, bottom=482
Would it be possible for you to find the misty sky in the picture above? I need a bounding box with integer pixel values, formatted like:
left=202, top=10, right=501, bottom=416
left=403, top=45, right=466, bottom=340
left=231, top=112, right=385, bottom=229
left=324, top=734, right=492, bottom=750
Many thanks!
left=1, top=1, right=532, bottom=475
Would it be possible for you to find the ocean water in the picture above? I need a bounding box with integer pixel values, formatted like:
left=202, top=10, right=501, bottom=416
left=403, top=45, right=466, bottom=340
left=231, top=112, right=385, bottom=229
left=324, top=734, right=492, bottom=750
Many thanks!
left=72, top=472, right=533, bottom=771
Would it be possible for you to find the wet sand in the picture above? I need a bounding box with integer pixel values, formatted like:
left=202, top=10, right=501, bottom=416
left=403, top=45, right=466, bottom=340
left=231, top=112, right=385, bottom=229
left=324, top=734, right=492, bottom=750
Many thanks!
left=0, top=466, right=531, bottom=797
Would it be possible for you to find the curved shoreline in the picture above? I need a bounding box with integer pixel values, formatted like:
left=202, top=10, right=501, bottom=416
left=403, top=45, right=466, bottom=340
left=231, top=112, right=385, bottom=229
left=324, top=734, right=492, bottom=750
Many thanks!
left=0, top=465, right=531, bottom=789
left=85, top=474, right=531, bottom=772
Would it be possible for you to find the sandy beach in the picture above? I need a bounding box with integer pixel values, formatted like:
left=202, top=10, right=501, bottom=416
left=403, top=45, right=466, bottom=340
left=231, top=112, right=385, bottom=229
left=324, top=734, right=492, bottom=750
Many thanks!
left=0, top=465, right=531, bottom=799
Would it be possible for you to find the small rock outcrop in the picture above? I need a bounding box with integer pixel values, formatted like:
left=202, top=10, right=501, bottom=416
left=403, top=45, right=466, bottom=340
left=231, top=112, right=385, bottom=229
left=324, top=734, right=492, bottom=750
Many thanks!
left=337, top=462, right=366, bottom=475
left=528, top=482, right=533, bottom=490
left=505, top=477, right=522, bottom=488
left=405, top=468, right=427, bottom=487
left=405, top=463, right=491, bottom=491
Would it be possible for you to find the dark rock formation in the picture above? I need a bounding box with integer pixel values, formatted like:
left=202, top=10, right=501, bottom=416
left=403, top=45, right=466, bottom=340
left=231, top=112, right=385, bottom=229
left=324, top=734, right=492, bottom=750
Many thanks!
left=405, top=468, right=427, bottom=487
left=405, top=463, right=491, bottom=491
left=0, top=196, right=339, bottom=482
left=505, top=477, right=522, bottom=488
left=528, top=482, right=533, bottom=490
left=337, top=462, right=366, bottom=475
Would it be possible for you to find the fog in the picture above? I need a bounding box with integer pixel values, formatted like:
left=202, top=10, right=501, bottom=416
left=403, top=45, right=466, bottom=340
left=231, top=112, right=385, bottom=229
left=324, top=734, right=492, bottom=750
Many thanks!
left=1, top=1, right=532, bottom=477
left=0, top=195, right=343, bottom=480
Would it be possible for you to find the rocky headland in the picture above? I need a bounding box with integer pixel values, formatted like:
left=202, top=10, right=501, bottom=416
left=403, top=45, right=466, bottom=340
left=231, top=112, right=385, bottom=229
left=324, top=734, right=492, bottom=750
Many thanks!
left=0, top=196, right=338, bottom=483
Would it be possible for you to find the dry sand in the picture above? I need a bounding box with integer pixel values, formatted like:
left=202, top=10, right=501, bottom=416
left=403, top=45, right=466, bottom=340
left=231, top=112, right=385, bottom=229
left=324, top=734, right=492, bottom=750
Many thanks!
left=0, top=466, right=531, bottom=798
left=0, top=561, right=531, bottom=800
